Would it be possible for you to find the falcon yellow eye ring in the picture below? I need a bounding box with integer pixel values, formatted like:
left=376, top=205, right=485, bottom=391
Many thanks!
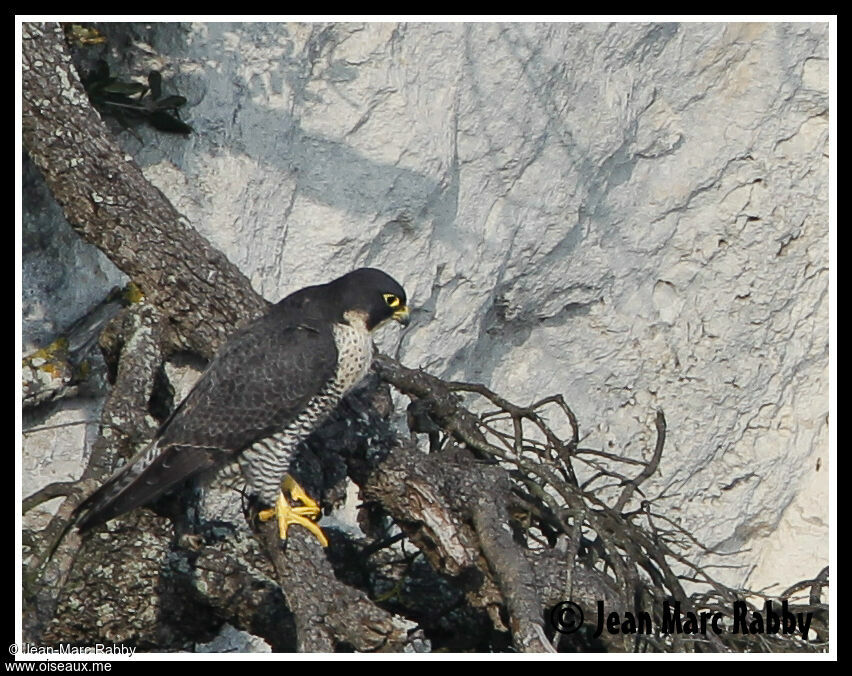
left=383, top=293, right=401, bottom=308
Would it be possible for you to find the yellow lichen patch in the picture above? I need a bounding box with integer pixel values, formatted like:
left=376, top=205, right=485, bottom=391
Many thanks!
left=22, top=337, right=73, bottom=396
left=41, top=362, right=68, bottom=379
left=64, top=24, right=107, bottom=46
left=124, top=282, right=145, bottom=304
left=24, top=337, right=70, bottom=369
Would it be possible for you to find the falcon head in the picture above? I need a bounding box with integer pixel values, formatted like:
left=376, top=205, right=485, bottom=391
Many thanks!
left=330, top=268, right=410, bottom=331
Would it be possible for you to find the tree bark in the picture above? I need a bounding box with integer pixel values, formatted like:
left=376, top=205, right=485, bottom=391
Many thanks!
left=22, top=22, right=266, bottom=360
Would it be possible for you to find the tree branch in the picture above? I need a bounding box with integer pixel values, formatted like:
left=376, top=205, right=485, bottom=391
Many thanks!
left=22, top=22, right=266, bottom=360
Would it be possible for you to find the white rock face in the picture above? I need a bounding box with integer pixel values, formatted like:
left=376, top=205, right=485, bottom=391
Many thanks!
left=23, top=22, right=829, bottom=594
left=195, top=623, right=271, bottom=653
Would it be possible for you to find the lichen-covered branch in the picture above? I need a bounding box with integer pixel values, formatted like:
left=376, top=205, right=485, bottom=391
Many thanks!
left=22, top=22, right=266, bottom=360
left=24, top=301, right=166, bottom=642
left=257, top=521, right=415, bottom=652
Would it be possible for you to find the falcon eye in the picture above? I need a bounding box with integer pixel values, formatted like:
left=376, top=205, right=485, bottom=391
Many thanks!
left=383, top=293, right=401, bottom=308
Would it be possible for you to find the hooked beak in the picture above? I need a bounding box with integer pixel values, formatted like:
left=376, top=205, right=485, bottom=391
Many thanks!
left=392, top=305, right=411, bottom=327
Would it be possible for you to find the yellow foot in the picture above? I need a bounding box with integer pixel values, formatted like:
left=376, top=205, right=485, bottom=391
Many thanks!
left=257, top=474, right=329, bottom=547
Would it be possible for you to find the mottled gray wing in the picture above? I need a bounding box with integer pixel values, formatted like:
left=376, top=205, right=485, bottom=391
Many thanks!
left=74, top=308, right=338, bottom=532
left=159, top=312, right=338, bottom=451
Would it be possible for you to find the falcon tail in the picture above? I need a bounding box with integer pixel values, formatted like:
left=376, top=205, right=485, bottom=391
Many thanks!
left=73, top=439, right=221, bottom=533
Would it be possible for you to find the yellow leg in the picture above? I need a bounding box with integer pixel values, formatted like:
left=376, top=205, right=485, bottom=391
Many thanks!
left=258, top=474, right=329, bottom=547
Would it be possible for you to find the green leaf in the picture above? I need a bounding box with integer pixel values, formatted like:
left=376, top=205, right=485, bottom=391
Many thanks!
left=148, top=111, right=193, bottom=135
left=154, top=95, right=187, bottom=110
left=147, top=71, right=163, bottom=100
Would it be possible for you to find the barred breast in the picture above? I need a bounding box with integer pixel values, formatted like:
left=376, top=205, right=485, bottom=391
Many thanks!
left=238, top=316, right=374, bottom=505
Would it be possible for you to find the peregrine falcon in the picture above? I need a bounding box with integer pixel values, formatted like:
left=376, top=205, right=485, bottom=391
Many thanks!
left=73, top=268, right=410, bottom=546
